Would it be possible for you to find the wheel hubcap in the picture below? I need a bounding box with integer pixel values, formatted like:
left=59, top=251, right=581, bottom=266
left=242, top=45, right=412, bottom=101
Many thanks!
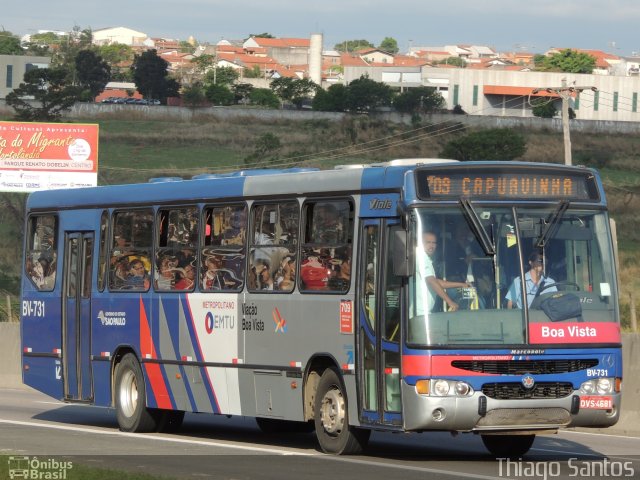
left=119, top=370, right=138, bottom=418
left=320, top=387, right=345, bottom=435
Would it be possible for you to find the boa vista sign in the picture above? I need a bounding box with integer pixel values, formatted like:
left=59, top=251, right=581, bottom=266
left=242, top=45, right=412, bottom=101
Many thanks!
left=0, top=121, right=99, bottom=192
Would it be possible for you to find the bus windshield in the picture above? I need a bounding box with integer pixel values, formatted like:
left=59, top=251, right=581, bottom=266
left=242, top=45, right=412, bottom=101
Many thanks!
left=408, top=205, right=618, bottom=346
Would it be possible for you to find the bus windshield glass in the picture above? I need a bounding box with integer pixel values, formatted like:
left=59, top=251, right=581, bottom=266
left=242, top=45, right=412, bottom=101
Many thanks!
left=408, top=205, right=618, bottom=346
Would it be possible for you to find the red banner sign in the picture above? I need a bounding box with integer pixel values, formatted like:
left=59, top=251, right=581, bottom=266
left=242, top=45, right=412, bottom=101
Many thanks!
left=529, top=322, right=621, bottom=344
left=0, top=121, right=99, bottom=192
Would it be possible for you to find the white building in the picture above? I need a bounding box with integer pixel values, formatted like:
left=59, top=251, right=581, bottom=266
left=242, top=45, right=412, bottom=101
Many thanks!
left=93, top=27, right=148, bottom=46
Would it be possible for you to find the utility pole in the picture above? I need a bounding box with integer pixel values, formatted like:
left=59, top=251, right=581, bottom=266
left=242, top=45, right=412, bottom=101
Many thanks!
left=532, top=82, right=597, bottom=166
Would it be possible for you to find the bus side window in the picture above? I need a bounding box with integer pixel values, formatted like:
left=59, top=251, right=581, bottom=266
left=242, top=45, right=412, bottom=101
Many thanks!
left=300, top=199, right=353, bottom=293
left=201, top=204, right=247, bottom=292
left=26, top=215, right=58, bottom=291
left=109, top=209, right=153, bottom=291
left=97, top=211, right=108, bottom=291
left=249, top=202, right=298, bottom=292
left=155, top=207, right=199, bottom=291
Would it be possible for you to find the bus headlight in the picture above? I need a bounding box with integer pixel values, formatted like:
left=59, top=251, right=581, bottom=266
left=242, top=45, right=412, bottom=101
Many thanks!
left=596, top=377, right=613, bottom=394
left=415, top=379, right=474, bottom=397
left=433, top=379, right=450, bottom=396
left=580, top=378, right=615, bottom=395
left=429, top=379, right=473, bottom=397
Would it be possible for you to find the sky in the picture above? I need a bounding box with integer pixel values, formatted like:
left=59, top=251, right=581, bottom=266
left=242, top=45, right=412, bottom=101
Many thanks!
left=4, top=0, right=640, bottom=56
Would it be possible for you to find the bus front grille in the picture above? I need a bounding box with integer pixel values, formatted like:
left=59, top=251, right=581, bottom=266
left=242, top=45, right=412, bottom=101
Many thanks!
left=452, top=359, right=598, bottom=375
left=482, top=382, right=574, bottom=400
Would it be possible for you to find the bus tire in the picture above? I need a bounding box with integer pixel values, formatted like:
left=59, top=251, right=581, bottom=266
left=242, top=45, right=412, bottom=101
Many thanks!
left=115, top=353, right=160, bottom=433
left=481, top=434, right=535, bottom=458
left=314, top=368, right=370, bottom=455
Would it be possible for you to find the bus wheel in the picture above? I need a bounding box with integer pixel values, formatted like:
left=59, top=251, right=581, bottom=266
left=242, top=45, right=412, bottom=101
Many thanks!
left=314, top=368, right=370, bottom=455
left=481, top=434, right=535, bottom=457
left=115, top=353, right=160, bottom=432
left=256, top=417, right=314, bottom=434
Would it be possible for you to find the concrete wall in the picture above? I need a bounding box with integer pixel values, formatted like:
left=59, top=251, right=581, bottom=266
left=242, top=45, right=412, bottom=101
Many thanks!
left=4, top=100, right=640, bottom=135
left=0, top=321, right=637, bottom=435
left=0, top=323, right=22, bottom=389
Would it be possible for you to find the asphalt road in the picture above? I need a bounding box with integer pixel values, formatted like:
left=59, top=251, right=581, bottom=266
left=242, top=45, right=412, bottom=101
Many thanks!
left=1, top=388, right=639, bottom=480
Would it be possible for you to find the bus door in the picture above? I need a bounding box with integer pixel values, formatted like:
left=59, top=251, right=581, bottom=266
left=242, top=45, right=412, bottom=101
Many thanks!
left=62, top=232, right=94, bottom=402
left=358, top=220, right=403, bottom=426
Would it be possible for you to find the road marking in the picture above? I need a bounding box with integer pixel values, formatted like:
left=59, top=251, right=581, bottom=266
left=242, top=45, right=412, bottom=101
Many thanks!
left=561, top=430, right=640, bottom=441
left=0, top=418, right=501, bottom=479
left=0, top=418, right=312, bottom=455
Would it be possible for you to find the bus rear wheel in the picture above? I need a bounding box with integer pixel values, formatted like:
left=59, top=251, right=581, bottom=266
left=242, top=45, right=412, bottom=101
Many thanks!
left=314, top=368, right=370, bottom=455
left=115, top=353, right=160, bottom=432
left=481, top=434, right=535, bottom=457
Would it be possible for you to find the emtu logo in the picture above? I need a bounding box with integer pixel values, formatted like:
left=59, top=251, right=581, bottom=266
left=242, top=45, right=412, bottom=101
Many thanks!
left=272, top=308, right=287, bottom=333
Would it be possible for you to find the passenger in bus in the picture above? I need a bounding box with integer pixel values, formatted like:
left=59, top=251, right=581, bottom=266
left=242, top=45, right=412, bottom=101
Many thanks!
left=110, top=257, right=130, bottom=288
left=417, top=231, right=470, bottom=313
left=174, top=263, right=196, bottom=290
left=506, top=251, right=556, bottom=309
left=203, top=255, right=241, bottom=290
left=223, top=209, right=246, bottom=245
left=156, top=255, right=179, bottom=290
left=112, top=232, right=131, bottom=257
left=126, top=259, right=150, bottom=290
left=275, top=256, right=296, bottom=291
left=301, top=255, right=331, bottom=290
left=38, top=255, right=56, bottom=290
left=254, top=258, right=274, bottom=290
left=312, top=204, right=343, bottom=244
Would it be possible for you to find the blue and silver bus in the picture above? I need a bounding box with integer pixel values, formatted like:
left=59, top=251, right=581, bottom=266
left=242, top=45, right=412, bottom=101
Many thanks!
left=21, top=160, right=622, bottom=457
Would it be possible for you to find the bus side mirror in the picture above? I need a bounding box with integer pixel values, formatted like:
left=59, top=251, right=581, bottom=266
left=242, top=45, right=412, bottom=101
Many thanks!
left=391, top=228, right=415, bottom=277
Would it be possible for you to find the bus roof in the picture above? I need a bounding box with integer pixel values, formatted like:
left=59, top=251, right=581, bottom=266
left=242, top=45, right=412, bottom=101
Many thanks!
left=25, top=160, right=603, bottom=211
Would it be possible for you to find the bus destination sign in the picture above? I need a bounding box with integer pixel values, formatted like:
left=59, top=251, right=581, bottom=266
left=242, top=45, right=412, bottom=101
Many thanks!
left=415, top=167, right=599, bottom=201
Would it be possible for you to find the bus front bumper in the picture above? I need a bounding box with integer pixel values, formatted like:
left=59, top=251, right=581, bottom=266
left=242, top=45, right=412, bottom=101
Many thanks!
left=401, top=380, right=621, bottom=433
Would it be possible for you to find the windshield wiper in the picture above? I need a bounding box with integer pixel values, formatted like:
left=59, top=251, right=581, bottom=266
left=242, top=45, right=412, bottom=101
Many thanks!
left=459, top=198, right=495, bottom=256
left=536, top=200, right=569, bottom=248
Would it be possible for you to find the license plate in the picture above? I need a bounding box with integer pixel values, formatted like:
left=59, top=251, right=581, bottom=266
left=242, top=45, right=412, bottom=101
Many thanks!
left=580, top=395, right=613, bottom=409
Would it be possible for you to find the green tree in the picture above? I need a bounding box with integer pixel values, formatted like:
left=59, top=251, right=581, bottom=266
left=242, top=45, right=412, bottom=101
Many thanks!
left=270, top=77, right=319, bottom=108
left=434, top=56, right=466, bottom=68
left=334, top=39, right=375, bottom=53
left=182, top=84, right=207, bottom=107
left=233, top=83, right=254, bottom=104
left=75, top=50, right=111, bottom=101
left=440, top=128, right=527, bottom=161
left=0, top=31, right=23, bottom=55
left=312, top=84, right=348, bottom=112
left=531, top=98, right=557, bottom=118
left=192, top=54, right=215, bottom=74
left=5, top=67, right=81, bottom=121
left=378, top=37, right=399, bottom=54
left=98, top=43, right=134, bottom=65
left=131, top=49, right=180, bottom=100
left=204, top=66, right=239, bottom=86
left=52, top=26, right=93, bottom=83
left=248, top=33, right=275, bottom=39
left=243, top=65, right=263, bottom=79
left=536, top=49, right=596, bottom=74
left=97, top=43, right=134, bottom=81
left=205, top=83, right=234, bottom=105
left=394, top=86, right=445, bottom=114
left=249, top=88, right=280, bottom=108
left=345, top=75, right=392, bottom=112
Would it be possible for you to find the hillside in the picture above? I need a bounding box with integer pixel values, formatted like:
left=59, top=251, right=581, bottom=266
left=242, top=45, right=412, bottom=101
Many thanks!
left=1, top=112, right=639, bottom=327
